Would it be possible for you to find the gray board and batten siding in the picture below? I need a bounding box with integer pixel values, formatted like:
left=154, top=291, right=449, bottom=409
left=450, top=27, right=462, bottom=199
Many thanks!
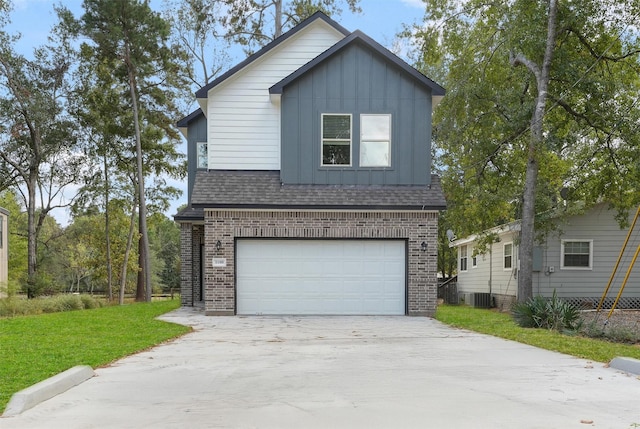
left=278, top=40, right=435, bottom=186
left=177, top=109, right=207, bottom=202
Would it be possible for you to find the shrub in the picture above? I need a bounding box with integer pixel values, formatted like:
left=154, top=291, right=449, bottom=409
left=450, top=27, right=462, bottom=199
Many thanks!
left=0, top=294, right=106, bottom=317
left=512, top=290, right=580, bottom=331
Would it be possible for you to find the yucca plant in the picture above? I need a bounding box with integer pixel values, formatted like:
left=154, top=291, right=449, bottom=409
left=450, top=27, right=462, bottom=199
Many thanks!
left=512, top=290, right=580, bottom=331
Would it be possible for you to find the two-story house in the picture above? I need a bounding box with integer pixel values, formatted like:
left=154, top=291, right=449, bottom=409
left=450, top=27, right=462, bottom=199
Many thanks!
left=175, top=12, right=446, bottom=316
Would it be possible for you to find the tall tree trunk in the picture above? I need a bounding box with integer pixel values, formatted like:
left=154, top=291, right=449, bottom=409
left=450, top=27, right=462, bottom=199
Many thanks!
left=274, top=0, right=283, bottom=38
left=26, top=172, right=38, bottom=298
left=103, top=154, right=113, bottom=302
left=124, top=42, right=152, bottom=302
left=511, top=0, right=559, bottom=302
left=119, top=200, right=138, bottom=305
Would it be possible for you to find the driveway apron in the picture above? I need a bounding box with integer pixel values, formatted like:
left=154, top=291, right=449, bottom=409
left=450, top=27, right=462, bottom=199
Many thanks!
left=2, top=308, right=639, bottom=429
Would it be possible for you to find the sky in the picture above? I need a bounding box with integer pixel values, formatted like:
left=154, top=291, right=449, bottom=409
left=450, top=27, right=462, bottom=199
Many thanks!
left=4, top=0, right=428, bottom=225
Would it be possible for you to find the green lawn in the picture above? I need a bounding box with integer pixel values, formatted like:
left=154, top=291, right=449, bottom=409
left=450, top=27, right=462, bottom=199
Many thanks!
left=0, top=300, right=190, bottom=413
left=436, top=305, right=640, bottom=363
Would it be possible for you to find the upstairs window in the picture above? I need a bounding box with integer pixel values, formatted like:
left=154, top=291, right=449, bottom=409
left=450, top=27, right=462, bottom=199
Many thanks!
left=360, top=114, right=391, bottom=167
left=322, top=114, right=351, bottom=166
left=197, top=142, right=208, bottom=169
left=460, top=245, right=468, bottom=272
left=561, top=240, right=592, bottom=269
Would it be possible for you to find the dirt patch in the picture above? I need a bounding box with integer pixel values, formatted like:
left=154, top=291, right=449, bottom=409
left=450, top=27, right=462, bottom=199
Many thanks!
left=579, top=310, right=640, bottom=343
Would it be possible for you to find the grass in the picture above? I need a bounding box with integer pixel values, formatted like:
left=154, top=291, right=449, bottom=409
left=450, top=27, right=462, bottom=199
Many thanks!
left=436, top=305, right=640, bottom=363
left=0, top=300, right=190, bottom=413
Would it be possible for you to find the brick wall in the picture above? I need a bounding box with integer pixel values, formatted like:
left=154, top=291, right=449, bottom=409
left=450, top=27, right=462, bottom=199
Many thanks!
left=199, top=210, right=439, bottom=316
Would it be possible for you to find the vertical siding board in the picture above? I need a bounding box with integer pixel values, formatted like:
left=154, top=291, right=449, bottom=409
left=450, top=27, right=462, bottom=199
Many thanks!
left=280, top=43, right=433, bottom=186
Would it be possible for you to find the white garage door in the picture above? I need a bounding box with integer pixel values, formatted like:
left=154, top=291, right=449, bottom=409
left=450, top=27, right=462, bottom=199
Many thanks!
left=236, top=240, right=406, bottom=315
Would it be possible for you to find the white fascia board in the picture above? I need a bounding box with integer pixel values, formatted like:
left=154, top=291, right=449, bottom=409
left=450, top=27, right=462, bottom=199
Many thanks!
left=449, top=221, right=521, bottom=248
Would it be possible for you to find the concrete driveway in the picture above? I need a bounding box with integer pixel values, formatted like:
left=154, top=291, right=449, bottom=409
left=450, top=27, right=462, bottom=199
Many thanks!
left=2, top=308, right=639, bottom=429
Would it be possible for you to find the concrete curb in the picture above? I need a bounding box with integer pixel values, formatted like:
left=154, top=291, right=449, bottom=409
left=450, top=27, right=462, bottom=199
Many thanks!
left=3, top=365, right=95, bottom=417
left=609, top=357, right=640, bottom=376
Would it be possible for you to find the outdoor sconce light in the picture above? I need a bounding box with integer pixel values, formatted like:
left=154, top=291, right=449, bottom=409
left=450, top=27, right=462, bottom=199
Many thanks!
left=215, top=240, right=222, bottom=252
left=420, top=241, right=428, bottom=252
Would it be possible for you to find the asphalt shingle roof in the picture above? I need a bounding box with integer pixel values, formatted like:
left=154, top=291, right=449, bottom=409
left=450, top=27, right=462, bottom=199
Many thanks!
left=191, top=170, right=446, bottom=211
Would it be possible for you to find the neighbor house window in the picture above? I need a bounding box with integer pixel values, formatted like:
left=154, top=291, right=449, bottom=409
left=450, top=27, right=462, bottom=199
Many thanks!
left=472, top=253, right=477, bottom=268
left=460, top=245, right=468, bottom=272
left=504, top=243, right=513, bottom=269
left=196, top=142, right=208, bottom=169
left=360, top=114, right=391, bottom=167
left=561, top=240, right=592, bottom=269
left=322, top=114, right=351, bottom=166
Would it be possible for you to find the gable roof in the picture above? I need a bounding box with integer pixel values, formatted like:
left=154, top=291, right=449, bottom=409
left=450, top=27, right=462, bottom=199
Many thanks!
left=270, top=30, right=445, bottom=98
left=190, top=170, right=446, bottom=211
left=194, top=12, right=350, bottom=99
left=177, top=108, right=204, bottom=128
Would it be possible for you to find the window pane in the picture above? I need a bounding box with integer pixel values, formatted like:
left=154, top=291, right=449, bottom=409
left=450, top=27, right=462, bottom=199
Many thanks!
left=197, top=143, right=208, bottom=169
left=361, top=115, right=390, bottom=140
left=323, top=142, right=350, bottom=165
left=563, top=241, right=590, bottom=267
left=361, top=141, right=390, bottom=167
left=323, top=115, right=350, bottom=139
left=565, top=254, right=589, bottom=267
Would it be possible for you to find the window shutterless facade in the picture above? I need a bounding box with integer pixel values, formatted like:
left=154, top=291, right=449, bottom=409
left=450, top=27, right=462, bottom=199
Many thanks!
left=360, top=114, right=391, bottom=167
left=561, top=240, right=592, bottom=269
left=321, top=114, right=352, bottom=166
left=503, top=243, right=513, bottom=269
left=460, top=245, right=468, bottom=272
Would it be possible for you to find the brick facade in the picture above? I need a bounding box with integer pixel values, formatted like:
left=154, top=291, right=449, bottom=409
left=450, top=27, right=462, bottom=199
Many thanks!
left=183, top=209, right=439, bottom=316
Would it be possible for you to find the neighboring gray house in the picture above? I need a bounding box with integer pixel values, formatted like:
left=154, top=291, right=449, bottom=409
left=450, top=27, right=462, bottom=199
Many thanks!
left=175, top=12, right=446, bottom=316
left=451, top=203, right=640, bottom=310
left=0, top=207, right=8, bottom=298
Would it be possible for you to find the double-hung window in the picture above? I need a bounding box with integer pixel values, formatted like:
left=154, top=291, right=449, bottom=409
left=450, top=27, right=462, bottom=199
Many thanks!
left=561, top=240, right=592, bottom=269
left=360, top=114, right=391, bottom=167
left=504, top=243, right=513, bottom=270
left=460, top=245, right=468, bottom=272
left=322, top=114, right=352, bottom=166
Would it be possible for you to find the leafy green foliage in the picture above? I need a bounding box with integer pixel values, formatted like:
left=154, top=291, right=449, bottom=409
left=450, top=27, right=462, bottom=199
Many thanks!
left=0, top=300, right=187, bottom=412
left=511, top=291, right=580, bottom=331
left=408, top=0, right=640, bottom=300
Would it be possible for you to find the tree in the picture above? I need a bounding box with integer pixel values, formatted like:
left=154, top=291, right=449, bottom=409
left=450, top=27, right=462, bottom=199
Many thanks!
left=0, top=190, right=28, bottom=294
left=410, top=0, right=640, bottom=301
left=217, top=0, right=361, bottom=54
left=162, top=0, right=231, bottom=90
left=74, top=0, right=188, bottom=301
left=0, top=14, right=85, bottom=297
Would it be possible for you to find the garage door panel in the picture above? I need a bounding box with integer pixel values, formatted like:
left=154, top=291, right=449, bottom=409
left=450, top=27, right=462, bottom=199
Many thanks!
left=237, top=240, right=405, bottom=315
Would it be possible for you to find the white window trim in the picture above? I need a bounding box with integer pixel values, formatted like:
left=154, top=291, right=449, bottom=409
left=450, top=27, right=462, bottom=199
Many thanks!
left=459, top=245, right=468, bottom=272
left=360, top=114, right=391, bottom=167
left=321, top=113, right=352, bottom=167
left=560, top=239, right=593, bottom=270
left=503, top=242, right=513, bottom=270
left=196, top=142, right=208, bottom=169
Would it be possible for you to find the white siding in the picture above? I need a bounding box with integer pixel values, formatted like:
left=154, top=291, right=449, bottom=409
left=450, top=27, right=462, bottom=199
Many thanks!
left=456, top=232, right=519, bottom=298
left=207, top=21, right=345, bottom=170
left=455, top=204, right=640, bottom=301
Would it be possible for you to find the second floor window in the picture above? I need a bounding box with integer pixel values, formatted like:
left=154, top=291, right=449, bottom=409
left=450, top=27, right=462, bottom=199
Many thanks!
left=322, top=114, right=351, bottom=166
left=197, top=142, right=208, bottom=169
left=360, top=114, right=391, bottom=167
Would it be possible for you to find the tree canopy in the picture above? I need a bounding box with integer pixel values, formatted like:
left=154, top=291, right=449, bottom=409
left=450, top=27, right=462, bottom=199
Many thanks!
left=409, top=0, right=640, bottom=299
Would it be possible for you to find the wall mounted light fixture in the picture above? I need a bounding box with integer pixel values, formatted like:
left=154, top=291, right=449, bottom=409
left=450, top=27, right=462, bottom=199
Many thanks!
left=420, top=241, right=428, bottom=252
left=215, top=240, right=222, bottom=252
